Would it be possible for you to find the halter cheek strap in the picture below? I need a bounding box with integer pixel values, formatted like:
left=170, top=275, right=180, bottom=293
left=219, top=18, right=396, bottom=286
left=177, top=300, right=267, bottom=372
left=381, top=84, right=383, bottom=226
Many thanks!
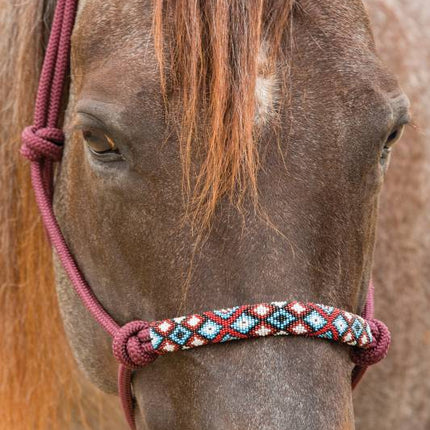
left=20, top=1, right=391, bottom=429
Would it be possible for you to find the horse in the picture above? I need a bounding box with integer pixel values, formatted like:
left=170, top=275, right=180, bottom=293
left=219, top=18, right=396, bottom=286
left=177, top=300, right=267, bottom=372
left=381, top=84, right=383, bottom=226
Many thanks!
left=0, top=0, right=429, bottom=429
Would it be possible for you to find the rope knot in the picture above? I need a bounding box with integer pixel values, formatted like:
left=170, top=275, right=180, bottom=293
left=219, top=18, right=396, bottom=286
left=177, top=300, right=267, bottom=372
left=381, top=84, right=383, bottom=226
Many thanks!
left=112, top=321, right=158, bottom=369
left=352, top=319, right=391, bottom=366
left=21, top=126, right=64, bottom=162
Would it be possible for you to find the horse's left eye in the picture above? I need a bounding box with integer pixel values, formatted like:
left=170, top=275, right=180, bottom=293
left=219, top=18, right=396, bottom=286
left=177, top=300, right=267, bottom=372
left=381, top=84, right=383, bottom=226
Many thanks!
left=385, top=125, right=405, bottom=146
left=82, top=129, right=118, bottom=154
left=380, top=125, right=405, bottom=168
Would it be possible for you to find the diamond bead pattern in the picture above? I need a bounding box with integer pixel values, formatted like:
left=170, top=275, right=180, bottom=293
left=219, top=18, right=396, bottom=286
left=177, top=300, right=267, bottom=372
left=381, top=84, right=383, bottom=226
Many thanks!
left=149, top=302, right=373, bottom=355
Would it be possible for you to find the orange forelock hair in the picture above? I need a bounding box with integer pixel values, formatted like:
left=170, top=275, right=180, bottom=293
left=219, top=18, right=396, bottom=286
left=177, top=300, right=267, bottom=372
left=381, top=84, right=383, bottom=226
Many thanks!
left=153, top=0, right=294, bottom=230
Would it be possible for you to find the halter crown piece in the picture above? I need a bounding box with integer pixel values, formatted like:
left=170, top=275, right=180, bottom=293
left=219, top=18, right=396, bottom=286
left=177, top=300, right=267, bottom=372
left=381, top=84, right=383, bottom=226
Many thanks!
left=20, top=1, right=391, bottom=429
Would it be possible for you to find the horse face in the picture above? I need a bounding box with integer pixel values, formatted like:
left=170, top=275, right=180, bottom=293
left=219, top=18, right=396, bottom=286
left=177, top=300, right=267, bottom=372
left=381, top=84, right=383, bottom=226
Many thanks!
left=54, top=0, right=409, bottom=428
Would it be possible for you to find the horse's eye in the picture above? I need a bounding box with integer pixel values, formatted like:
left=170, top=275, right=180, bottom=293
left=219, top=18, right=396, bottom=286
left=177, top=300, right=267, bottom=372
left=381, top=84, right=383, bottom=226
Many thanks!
left=82, top=129, right=117, bottom=154
left=380, top=125, right=405, bottom=168
left=385, top=125, right=405, bottom=146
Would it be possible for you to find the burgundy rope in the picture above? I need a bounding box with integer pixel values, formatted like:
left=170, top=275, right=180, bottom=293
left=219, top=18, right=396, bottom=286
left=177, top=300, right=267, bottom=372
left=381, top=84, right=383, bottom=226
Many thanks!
left=112, top=321, right=158, bottom=369
left=351, top=283, right=391, bottom=388
left=20, top=1, right=390, bottom=429
left=18, top=0, right=140, bottom=426
left=20, top=0, right=120, bottom=338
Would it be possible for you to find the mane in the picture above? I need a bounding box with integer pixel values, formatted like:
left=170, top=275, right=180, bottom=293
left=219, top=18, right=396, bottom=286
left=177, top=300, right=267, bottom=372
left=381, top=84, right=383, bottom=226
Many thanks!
left=0, top=1, right=82, bottom=429
left=153, top=0, right=294, bottom=228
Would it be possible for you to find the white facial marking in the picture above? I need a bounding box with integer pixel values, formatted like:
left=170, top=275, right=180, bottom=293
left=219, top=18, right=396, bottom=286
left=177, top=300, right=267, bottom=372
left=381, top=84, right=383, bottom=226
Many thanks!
left=254, top=43, right=279, bottom=126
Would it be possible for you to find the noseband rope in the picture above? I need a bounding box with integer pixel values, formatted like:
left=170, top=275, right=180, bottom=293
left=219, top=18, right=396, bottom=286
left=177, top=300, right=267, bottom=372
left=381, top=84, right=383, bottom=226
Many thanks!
left=20, top=1, right=390, bottom=429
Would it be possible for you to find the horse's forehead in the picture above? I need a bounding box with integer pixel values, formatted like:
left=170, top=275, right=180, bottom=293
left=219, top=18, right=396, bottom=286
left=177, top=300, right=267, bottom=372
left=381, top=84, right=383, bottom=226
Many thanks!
left=76, top=0, right=148, bottom=29
left=73, top=0, right=153, bottom=70
left=71, top=0, right=379, bottom=112
left=73, top=0, right=373, bottom=63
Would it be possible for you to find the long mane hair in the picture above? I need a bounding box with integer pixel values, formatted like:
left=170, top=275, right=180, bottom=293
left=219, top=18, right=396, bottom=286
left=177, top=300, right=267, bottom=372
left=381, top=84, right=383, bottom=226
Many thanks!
left=0, top=1, right=293, bottom=428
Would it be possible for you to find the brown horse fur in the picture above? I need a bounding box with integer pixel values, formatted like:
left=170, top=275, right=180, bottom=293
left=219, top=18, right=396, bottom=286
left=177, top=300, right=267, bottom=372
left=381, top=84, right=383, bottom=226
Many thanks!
left=0, top=1, right=428, bottom=429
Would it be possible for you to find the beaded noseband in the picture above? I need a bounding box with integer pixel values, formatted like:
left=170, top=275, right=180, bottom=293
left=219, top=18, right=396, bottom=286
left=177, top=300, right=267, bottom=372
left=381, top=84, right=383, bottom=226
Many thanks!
left=20, top=1, right=391, bottom=429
